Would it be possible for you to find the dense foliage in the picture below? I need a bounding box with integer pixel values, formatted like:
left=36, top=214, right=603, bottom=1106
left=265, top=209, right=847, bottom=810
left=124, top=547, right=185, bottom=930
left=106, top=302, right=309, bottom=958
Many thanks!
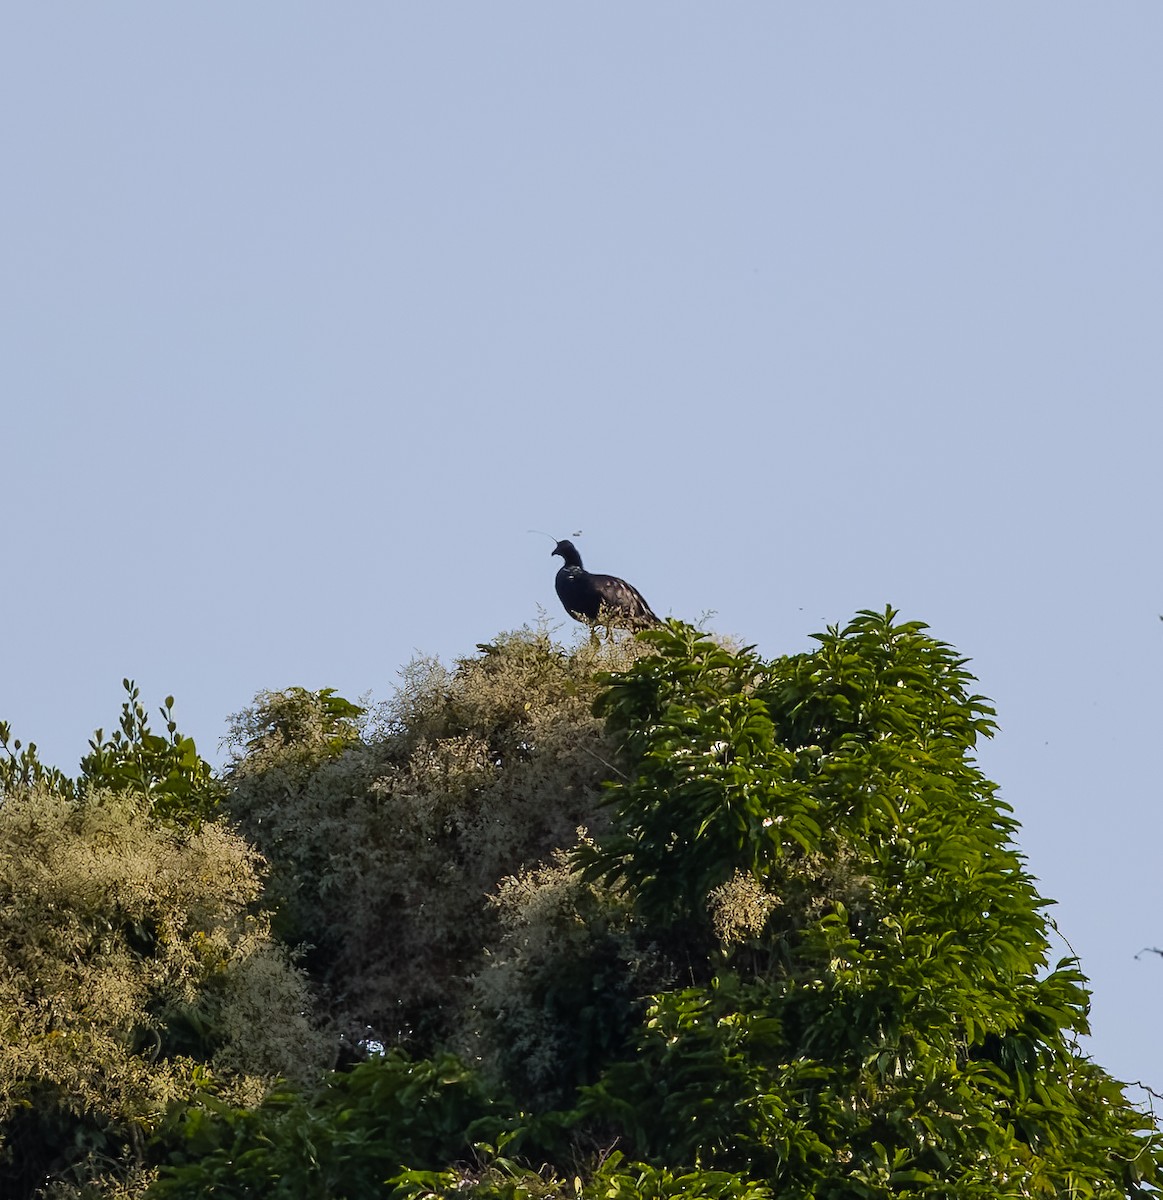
left=1, top=614, right=1159, bottom=1197
left=222, top=632, right=643, bottom=1054
left=571, top=616, right=1155, bottom=1194
left=0, top=782, right=324, bottom=1195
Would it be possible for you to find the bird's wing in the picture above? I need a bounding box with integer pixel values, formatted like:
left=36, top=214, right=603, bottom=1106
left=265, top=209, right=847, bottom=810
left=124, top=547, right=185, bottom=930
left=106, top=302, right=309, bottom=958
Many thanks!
left=590, top=574, right=659, bottom=626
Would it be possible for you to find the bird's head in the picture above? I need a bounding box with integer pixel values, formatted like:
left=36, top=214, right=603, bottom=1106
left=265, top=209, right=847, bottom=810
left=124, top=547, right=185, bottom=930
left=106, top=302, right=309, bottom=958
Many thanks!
left=551, top=539, right=583, bottom=568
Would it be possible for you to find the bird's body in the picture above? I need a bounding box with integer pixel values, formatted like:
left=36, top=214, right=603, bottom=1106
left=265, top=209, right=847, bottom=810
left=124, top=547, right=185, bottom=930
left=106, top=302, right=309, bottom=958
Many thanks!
left=551, top=539, right=659, bottom=629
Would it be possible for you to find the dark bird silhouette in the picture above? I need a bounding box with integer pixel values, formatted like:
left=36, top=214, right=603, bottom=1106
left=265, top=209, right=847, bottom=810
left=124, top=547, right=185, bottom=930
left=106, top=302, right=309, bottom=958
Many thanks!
left=551, top=540, right=659, bottom=629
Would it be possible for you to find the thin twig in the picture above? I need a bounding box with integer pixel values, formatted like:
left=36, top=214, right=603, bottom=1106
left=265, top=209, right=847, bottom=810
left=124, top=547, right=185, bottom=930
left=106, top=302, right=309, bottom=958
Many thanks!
left=579, top=743, right=629, bottom=780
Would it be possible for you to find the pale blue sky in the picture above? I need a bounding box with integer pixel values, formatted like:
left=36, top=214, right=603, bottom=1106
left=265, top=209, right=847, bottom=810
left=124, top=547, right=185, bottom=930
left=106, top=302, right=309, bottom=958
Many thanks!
left=3, top=6, right=1161, bottom=1095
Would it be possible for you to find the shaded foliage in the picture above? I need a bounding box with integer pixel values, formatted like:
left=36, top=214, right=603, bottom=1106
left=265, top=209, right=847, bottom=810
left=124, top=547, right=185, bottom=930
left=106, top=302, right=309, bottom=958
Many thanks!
left=154, top=1051, right=773, bottom=1200
left=465, top=846, right=665, bottom=1109
left=223, top=628, right=648, bottom=1053
left=152, top=1053, right=503, bottom=1200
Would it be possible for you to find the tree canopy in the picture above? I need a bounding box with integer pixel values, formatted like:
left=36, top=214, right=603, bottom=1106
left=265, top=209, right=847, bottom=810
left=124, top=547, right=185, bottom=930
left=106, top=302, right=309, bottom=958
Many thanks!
left=1, top=613, right=1158, bottom=1198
